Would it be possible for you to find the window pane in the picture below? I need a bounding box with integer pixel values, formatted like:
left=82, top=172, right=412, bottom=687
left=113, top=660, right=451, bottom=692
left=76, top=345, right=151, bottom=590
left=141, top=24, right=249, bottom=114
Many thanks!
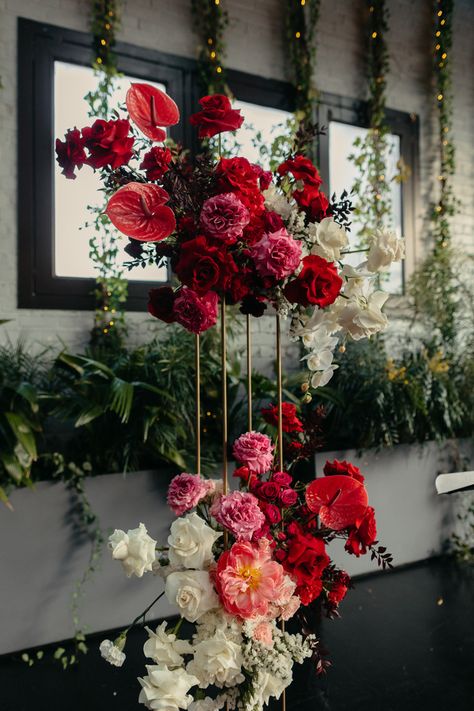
left=329, top=120, right=404, bottom=294
left=232, top=100, right=293, bottom=169
left=54, top=61, right=167, bottom=282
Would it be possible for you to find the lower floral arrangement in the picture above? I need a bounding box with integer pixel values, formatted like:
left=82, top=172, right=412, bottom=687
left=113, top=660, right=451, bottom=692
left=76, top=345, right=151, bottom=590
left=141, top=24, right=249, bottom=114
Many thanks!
left=99, top=406, right=392, bottom=711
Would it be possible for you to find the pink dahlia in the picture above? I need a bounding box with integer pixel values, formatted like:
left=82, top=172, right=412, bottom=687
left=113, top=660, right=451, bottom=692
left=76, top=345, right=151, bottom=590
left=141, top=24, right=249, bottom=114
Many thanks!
left=250, top=228, right=302, bottom=280
left=215, top=540, right=287, bottom=619
left=167, top=473, right=211, bottom=516
left=210, top=491, right=265, bottom=541
left=200, top=193, right=250, bottom=243
left=232, top=431, right=274, bottom=475
left=173, top=288, right=218, bottom=334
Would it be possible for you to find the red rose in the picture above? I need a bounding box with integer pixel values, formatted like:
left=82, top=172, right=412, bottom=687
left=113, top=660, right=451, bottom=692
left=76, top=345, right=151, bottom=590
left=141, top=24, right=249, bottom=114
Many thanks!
left=140, top=147, right=172, bottom=181
left=283, top=255, right=342, bottom=308
left=327, top=572, right=350, bottom=605
left=298, top=578, right=324, bottom=606
left=82, top=119, right=134, bottom=170
left=242, top=214, right=266, bottom=244
left=233, top=465, right=251, bottom=482
left=217, top=157, right=265, bottom=216
left=345, top=506, right=377, bottom=557
left=282, top=529, right=330, bottom=604
left=259, top=502, right=282, bottom=525
left=257, top=481, right=281, bottom=501
left=175, top=235, right=237, bottom=295
left=271, top=471, right=293, bottom=486
left=253, top=164, right=273, bottom=190
left=294, top=186, right=329, bottom=222
left=262, top=402, right=303, bottom=433
left=148, top=286, right=176, bottom=323
left=189, top=94, right=244, bottom=138
left=263, top=210, right=285, bottom=232
left=226, top=271, right=251, bottom=304
left=279, top=488, right=298, bottom=507
left=278, top=154, right=323, bottom=188
left=324, top=459, right=365, bottom=484
left=55, top=128, right=87, bottom=179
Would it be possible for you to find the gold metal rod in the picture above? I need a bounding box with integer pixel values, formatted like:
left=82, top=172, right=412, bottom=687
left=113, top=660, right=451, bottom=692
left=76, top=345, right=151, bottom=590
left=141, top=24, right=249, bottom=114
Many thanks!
left=195, top=333, right=201, bottom=476
left=276, top=314, right=284, bottom=470
left=221, top=297, right=228, bottom=496
left=246, top=313, right=252, bottom=432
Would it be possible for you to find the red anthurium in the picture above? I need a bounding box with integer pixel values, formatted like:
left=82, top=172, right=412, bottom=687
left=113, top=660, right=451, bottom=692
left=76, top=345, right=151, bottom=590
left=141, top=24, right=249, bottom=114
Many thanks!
left=126, top=83, right=180, bottom=141
left=105, top=183, right=176, bottom=241
left=305, top=475, right=368, bottom=530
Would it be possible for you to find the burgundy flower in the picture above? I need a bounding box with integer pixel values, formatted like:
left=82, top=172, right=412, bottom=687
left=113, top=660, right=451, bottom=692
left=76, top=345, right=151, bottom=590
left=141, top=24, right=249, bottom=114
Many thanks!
left=262, top=402, right=304, bottom=433
left=283, top=255, right=342, bottom=308
left=324, top=459, right=365, bottom=484
left=148, top=286, right=176, bottom=323
left=82, top=118, right=134, bottom=170
left=278, top=154, right=323, bottom=188
left=173, top=288, right=219, bottom=335
left=140, top=147, right=172, bottom=181
left=175, top=235, right=237, bottom=295
left=189, top=94, right=244, bottom=139
left=55, top=128, right=87, bottom=179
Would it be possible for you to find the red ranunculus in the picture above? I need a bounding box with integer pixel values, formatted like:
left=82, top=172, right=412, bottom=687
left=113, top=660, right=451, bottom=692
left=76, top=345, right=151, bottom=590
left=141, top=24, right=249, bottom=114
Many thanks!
left=305, top=475, right=368, bottom=530
left=126, top=83, right=180, bottom=141
left=105, top=183, right=176, bottom=241
left=278, top=154, right=323, bottom=188
left=294, top=186, right=329, bottom=222
left=175, top=235, right=237, bottom=295
left=148, top=286, right=176, bottom=323
left=189, top=94, right=244, bottom=138
left=140, top=147, right=172, bottom=181
left=217, top=157, right=265, bottom=216
left=55, top=128, right=87, bottom=179
left=283, top=255, right=342, bottom=308
left=262, top=402, right=304, bottom=433
left=81, top=119, right=134, bottom=170
left=345, top=506, right=377, bottom=557
left=324, top=459, right=365, bottom=484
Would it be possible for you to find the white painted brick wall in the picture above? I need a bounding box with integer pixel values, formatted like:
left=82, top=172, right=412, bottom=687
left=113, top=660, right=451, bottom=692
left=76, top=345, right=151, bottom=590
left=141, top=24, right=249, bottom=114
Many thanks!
left=0, top=0, right=473, bottom=367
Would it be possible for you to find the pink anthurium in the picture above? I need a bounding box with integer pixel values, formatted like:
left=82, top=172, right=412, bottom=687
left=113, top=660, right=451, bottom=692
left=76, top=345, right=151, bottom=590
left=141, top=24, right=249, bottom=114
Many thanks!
left=305, top=474, right=368, bottom=530
left=105, top=182, right=176, bottom=241
left=126, top=83, right=180, bottom=141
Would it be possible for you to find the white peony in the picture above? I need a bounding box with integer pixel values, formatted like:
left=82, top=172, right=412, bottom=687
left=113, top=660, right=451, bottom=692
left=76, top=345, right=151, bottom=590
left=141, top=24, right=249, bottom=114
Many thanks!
left=165, top=570, right=219, bottom=623
left=337, top=289, right=389, bottom=340
left=168, top=513, right=221, bottom=570
left=138, top=664, right=199, bottom=711
left=187, top=630, right=244, bottom=689
left=144, top=622, right=193, bottom=667
left=311, top=217, right=349, bottom=261
left=99, top=638, right=126, bottom=667
left=108, top=523, right=156, bottom=578
left=366, top=229, right=405, bottom=272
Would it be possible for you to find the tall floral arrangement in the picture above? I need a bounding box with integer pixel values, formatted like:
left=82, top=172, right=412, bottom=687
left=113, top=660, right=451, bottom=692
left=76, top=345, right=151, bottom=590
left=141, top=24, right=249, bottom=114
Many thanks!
left=56, top=84, right=398, bottom=708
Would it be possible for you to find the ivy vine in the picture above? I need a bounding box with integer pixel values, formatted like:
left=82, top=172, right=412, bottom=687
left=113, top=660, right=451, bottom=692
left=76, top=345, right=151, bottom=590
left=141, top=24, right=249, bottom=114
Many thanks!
left=190, top=0, right=229, bottom=95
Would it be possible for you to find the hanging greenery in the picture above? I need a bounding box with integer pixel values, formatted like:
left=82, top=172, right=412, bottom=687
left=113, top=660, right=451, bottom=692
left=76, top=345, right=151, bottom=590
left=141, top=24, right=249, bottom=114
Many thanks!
left=85, top=0, right=127, bottom=349
left=190, top=0, right=229, bottom=95
left=283, top=0, right=321, bottom=123
left=410, top=0, right=457, bottom=348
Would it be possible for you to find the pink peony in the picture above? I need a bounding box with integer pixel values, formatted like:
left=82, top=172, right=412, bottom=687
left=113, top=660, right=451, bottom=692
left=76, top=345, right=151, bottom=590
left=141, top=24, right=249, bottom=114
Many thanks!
left=200, top=193, right=250, bottom=243
left=173, top=288, right=218, bottom=334
left=215, top=539, right=288, bottom=620
left=232, top=431, right=274, bottom=475
left=167, top=473, right=210, bottom=516
left=250, top=228, right=302, bottom=280
left=210, top=491, right=266, bottom=541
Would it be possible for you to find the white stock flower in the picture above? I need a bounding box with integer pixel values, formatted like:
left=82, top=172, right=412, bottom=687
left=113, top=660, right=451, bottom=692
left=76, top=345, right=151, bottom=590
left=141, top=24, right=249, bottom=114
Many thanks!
left=168, top=512, right=221, bottom=570
left=138, top=665, right=199, bottom=711
left=165, top=570, right=219, bottom=623
left=187, top=629, right=244, bottom=689
left=144, top=622, right=193, bottom=667
left=99, top=638, right=126, bottom=667
left=337, top=289, right=389, bottom=340
left=108, top=523, right=156, bottom=578
left=311, top=217, right=349, bottom=261
left=263, top=185, right=293, bottom=219
left=193, top=610, right=243, bottom=645
left=366, top=229, right=405, bottom=272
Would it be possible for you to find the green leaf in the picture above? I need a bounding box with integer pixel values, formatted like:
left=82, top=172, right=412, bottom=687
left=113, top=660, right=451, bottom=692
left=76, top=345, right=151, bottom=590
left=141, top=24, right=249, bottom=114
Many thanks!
left=16, top=382, right=39, bottom=413
left=75, top=405, right=105, bottom=427
left=4, top=412, right=37, bottom=460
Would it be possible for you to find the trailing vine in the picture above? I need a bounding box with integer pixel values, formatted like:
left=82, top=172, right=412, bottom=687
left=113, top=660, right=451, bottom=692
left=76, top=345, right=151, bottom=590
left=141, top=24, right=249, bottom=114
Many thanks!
left=85, top=0, right=128, bottom=349
left=283, top=0, right=321, bottom=125
left=190, top=0, right=229, bottom=95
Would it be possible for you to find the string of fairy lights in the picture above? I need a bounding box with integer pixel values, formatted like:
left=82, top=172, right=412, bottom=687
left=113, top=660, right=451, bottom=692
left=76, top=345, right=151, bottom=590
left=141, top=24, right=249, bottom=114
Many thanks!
left=191, top=0, right=229, bottom=95
left=284, top=0, right=321, bottom=123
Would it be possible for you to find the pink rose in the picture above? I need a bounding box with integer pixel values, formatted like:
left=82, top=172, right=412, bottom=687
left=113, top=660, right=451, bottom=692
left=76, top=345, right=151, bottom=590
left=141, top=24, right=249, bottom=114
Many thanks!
left=271, top=471, right=293, bottom=486
left=279, top=488, right=298, bottom=507
left=250, top=228, right=302, bottom=280
left=253, top=621, right=273, bottom=647
left=173, top=288, right=218, bottom=334
left=200, top=193, right=250, bottom=243
left=211, top=491, right=266, bottom=541
left=167, top=472, right=210, bottom=516
left=232, top=431, right=274, bottom=474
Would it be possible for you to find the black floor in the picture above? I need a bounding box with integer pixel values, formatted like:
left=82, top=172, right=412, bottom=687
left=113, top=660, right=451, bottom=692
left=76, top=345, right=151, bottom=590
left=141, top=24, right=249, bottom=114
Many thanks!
left=1, top=557, right=473, bottom=711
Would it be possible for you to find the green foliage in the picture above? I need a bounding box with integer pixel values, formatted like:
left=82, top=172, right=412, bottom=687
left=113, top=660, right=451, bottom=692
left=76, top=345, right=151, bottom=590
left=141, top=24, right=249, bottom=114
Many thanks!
left=191, top=0, right=229, bottom=95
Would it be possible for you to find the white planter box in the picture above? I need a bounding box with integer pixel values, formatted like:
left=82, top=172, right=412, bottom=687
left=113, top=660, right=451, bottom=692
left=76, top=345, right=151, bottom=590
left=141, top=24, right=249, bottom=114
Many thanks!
left=315, top=439, right=473, bottom=577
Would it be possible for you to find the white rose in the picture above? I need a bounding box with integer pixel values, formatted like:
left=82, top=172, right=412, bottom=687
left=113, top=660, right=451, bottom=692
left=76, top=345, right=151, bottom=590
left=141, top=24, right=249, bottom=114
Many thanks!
left=165, top=570, right=219, bottom=623
left=99, top=638, right=126, bottom=667
left=138, top=664, right=199, bottom=711
left=187, top=630, right=244, bottom=689
left=311, top=217, right=349, bottom=261
left=168, top=512, right=221, bottom=570
left=108, top=523, right=156, bottom=578
left=366, top=229, right=405, bottom=272
left=144, top=622, right=193, bottom=667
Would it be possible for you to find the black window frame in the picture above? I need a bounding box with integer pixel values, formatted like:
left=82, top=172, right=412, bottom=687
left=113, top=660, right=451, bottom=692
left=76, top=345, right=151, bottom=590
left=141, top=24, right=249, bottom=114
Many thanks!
left=317, top=92, right=420, bottom=295
left=17, top=18, right=295, bottom=312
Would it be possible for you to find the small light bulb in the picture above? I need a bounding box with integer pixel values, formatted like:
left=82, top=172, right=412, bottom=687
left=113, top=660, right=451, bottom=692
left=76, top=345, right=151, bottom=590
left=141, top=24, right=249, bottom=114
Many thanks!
left=372, top=31, right=377, bottom=38
left=295, top=31, right=301, bottom=38
left=436, top=30, right=441, bottom=37
left=437, top=93, right=443, bottom=101
left=216, top=66, right=222, bottom=73
left=441, top=52, right=447, bottom=59
left=210, top=50, right=216, bottom=58
left=437, top=9, right=442, bottom=16
left=440, top=18, right=445, bottom=25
